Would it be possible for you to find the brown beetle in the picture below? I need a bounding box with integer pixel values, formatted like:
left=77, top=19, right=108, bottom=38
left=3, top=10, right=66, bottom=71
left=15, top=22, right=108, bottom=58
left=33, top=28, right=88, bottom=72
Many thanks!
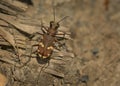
left=34, top=16, right=69, bottom=59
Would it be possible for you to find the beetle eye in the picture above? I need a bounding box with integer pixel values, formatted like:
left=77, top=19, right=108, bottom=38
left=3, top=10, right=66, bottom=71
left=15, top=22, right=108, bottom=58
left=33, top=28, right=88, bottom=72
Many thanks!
left=50, top=21, right=54, bottom=24
left=56, top=23, right=59, bottom=28
left=50, top=21, right=54, bottom=27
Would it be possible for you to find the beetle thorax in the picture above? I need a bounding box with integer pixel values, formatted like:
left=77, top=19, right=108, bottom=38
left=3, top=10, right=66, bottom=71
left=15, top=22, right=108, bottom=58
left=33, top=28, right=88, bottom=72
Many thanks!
left=48, top=28, right=57, bottom=36
left=48, top=21, right=60, bottom=36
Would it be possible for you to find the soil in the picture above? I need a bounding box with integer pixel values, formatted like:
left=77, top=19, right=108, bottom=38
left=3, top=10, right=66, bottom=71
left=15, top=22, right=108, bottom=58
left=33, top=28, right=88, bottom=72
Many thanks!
left=0, top=0, right=120, bottom=86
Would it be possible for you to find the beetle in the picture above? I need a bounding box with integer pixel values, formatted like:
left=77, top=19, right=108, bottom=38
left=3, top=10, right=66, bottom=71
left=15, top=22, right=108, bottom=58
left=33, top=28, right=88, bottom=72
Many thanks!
left=34, top=16, right=69, bottom=59
left=34, top=15, right=70, bottom=85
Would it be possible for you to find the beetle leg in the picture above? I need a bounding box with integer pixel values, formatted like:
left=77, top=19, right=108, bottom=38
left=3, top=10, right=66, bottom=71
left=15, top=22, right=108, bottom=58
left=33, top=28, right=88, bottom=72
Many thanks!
left=29, top=32, right=43, bottom=40
left=30, top=44, right=39, bottom=56
left=40, top=19, right=48, bottom=34
left=55, top=33, right=70, bottom=41
left=36, top=60, right=50, bottom=85
left=41, top=26, right=48, bottom=34
left=19, top=44, right=39, bottom=68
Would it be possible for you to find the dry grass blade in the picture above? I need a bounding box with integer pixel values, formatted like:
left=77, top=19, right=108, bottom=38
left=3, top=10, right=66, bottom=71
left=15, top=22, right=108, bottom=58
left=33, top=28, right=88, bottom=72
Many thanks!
left=0, top=27, right=16, bottom=49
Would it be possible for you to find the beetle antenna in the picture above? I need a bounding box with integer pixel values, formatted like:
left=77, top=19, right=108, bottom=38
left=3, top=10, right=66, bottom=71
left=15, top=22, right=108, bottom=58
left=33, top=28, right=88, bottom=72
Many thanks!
left=57, top=16, right=69, bottom=23
left=52, top=0, right=56, bottom=22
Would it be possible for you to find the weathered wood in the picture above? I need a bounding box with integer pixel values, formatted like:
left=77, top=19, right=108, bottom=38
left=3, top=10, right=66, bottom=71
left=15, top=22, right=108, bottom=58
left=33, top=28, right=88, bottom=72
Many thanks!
left=45, top=68, right=64, bottom=78
left=0, top=13, right=41, bottom=34
left=0, top=4, right=17, bottom=16
left=0, top=27, right=16, bottom=49
left=0, top=0, right=28, bottom=12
